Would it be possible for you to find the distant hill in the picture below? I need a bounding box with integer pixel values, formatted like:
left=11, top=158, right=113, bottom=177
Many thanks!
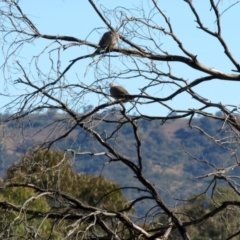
left=1, top=111, right=238, bottom=201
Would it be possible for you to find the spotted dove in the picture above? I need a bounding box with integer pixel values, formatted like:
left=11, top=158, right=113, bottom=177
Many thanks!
left=109, top=83, right=134, bottom=101
left=95, top=30, right=119, bottom=53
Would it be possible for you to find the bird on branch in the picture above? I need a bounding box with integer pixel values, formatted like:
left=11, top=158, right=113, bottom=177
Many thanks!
left=109, top=83, right=134, bottom=101
left=94, top=30, right=119, bottom=53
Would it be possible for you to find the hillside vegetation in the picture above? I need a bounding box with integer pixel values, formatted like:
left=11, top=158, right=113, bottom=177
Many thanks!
left=1, top=111, right=237, bottom=200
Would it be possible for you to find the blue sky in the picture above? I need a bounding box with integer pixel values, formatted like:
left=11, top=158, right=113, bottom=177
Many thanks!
left=1, top=0, right=240, bottom=116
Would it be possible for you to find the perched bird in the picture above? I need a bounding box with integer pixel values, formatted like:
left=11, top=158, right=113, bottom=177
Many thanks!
left=109, top=83, right=134, bottom=101
left=95, top=30, right=119, bottom=53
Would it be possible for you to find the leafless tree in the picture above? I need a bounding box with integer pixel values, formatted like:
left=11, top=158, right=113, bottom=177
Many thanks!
left=1, top=0, right=240, bottom=239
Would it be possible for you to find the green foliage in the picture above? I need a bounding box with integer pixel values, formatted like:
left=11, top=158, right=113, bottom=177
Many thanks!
left=6, top=150, right=129, bottom=211
left=0, top=186, right=54, bottom=239
left=157, top=186, right=240, bottom=240
left=1, top=149, right=131, bottom=238
left=186, top=187, right=240, bottom=240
